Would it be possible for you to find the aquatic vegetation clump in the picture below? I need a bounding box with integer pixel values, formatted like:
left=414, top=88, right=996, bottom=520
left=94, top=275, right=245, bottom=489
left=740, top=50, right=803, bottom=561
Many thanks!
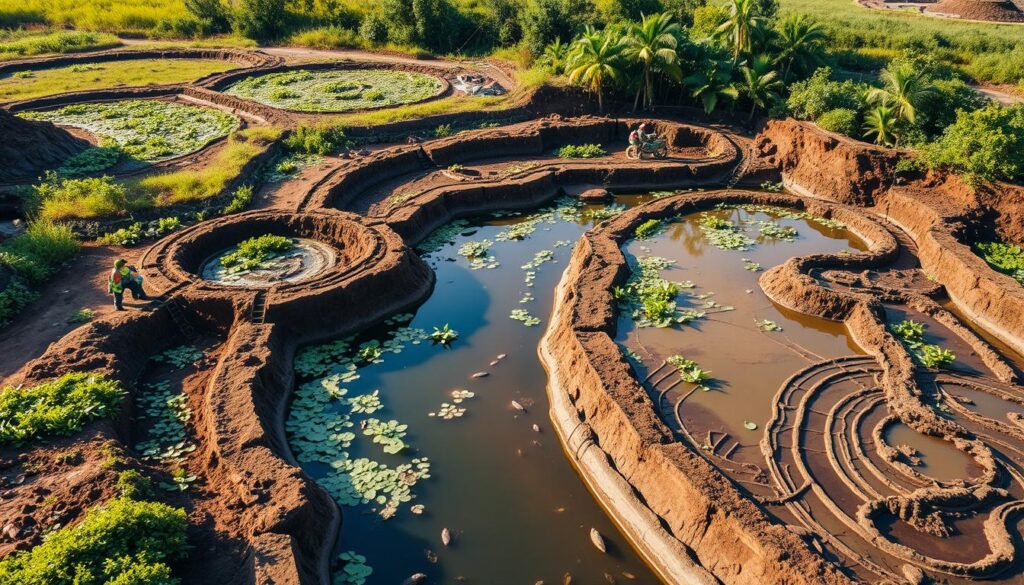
left=667, top=355, right=712, bottom=384
left=699, top=214, right=754, bottom=251
left=220, top=235, right=295, bottom=273
left=151, top=345, right=203, bottom=369
left=225, top=69, right=443, bottom=112
left=757, top=221, right=798, bottom=242
left=510, top=308, right=542, bottom=326
left=634, top=219, right=664, bottom=240
left=417, top=219, right=469, bottom=254
left=458, top=239, right=498, bottom=269
left=334, top=551, right=373, bottom=585
left=430, top=323, right=459, bottom=345
left=363, top=418, right=408, bottom=454
left=890, top=318, right=956, bottom=369
left=135, top=380, right=196, bottom=462
left=493, top=197, right=583, bottom=242
left=616, top=255, right=702, bottom=328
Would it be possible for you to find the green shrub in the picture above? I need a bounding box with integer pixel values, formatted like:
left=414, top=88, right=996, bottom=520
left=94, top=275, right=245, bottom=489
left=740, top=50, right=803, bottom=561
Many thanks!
left=557, top=143, right=606, bottom=158
left=284, top=125, right=349, bottom=155
left=0, top=497, right=186, bottom=584
left=220, top=234, right=293, bottom=272
left=786, top=67, right=865, bottom=121
left=99, top=223, right=143, bottom=247
left=976, top=241, right=1024, bottom=285
left=0, top=372, right=124, bottom=446
left=116, top=469, right=154, bottom=500
left=32, top=172, right=128, bottom=222
left=223, top=185, right=255, bottom=215
left=816, top=108, right=859, bottom=136
left=917, top=78, right=987, bottom=139
left=3, top=220, right=79, bottom=269
left=921, top=104, right=1024, bottom=185
left=434, top=123, right=454, bottom=137
left=0, top=31, right=120, bottom=59
left=918, top=344, right=955, bottom=368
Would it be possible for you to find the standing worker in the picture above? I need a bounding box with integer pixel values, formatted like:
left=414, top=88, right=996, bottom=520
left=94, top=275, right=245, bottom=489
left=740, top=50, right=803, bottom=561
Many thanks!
left=108, top=258, right=147, bottom=310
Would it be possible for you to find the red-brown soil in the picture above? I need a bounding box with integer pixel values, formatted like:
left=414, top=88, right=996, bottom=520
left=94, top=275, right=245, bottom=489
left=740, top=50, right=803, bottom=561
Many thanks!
left=926, top=0, right=1024, bottom=21
left=0, top=110, right=88, bottom=183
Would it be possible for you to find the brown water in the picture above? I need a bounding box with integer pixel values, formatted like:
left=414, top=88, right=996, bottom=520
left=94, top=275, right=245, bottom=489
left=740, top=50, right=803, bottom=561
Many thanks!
left=616, top=208, right=866, bottom=443
left=288, top=196, right=663, bottom=585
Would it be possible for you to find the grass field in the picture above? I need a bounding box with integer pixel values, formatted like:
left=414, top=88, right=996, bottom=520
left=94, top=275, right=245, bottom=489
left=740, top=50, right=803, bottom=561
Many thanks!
left=780, top=0, right=1024, bottom=87
left=0, top=58, right=239, bottom=101
left=0, top=30, right=120, bottom=60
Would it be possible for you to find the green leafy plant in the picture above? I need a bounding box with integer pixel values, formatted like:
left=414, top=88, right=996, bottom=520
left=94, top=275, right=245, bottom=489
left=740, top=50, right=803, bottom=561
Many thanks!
left=918, top=344, right=955, bottom=369
left=362, top=418, right=409, bottom=454
left=0, top=372, right=124, bottom=446
left=284, top=125, right=350, bottom=155
left=430, top=323, right=459, bottom=345
left=0, top=497, right=186, bottom=584
left=224, top=69, right=443, bottom=113
left=68, top=307, right=95, bottom=324
left=160, top=468, right=198, bottom=492
left=220, top=234, right=294, bottom=272
left=892, top=319, right=925, bottom=347
left=976, top=241, right=1024, bottom=285
left=557, top=143, right=607, bottom=158
left=116, top=469, right=153, bottom=500
left=634, top=219, right=664, bottom=239
left=434, top=123, right=453, bottom=137
left=99, top=222, right=143, bottom=246
left=223, top=184, right=255, bottom=215
left=667, top=355, right=712, bottom=384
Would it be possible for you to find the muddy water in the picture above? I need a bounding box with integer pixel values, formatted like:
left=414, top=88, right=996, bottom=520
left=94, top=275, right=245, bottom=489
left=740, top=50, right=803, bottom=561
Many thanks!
left=616, top=208, right=866, bottom=444
left=291, top=197, right=661, bottom=584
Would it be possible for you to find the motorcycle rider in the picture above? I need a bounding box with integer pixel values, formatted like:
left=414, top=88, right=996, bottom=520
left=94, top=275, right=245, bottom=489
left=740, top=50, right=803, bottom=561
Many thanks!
left=628, top=122, right=659, bottom=152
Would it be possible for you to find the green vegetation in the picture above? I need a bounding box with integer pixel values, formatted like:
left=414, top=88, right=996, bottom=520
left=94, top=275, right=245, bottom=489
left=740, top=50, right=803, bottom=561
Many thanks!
left=0, top=372, right=124, bottom=446
left=634, top=218, right=664, bottom=239
left=976, top=241, right=1024, bottom=285
left=0, top=219, right=79, bottom=324
left=0, top=58, right=237, bottom=101
left=68, top=307, right=95, bottom=323
left=223, top=184, right=255, bottom=214
left=22, top=100, right=238, bottom=162
left=921, top=104, right=1024, bottom=184
left=115, top=469, right=154, bottom=499
left=56, top=147, right=123, bottom=177
left=890, top=318, right=956, bottom=369
left=284, top=124, right=351, bottom=155
left=0, top=30, right=120, bottom=60
left=615, top=255, right=704, bottom=328
left=0, top=496, right=187, bottom=585
left=430, top=323, right=459, bottom=345
left=220, top=234, right=294, bottom=272
left=224, top=69, right=443, bottom=112
left=667, top=354, right=712, bottom=384
left=32, top=173, right=127, bottom=221
left=557, top=143, right=607, bottom=158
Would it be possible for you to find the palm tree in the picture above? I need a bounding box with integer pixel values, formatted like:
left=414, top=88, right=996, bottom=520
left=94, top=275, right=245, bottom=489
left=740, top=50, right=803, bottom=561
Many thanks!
left=627, top=12, right=682, bottom=111
left=738, top=55, right=782, bottom=121
left=716, top=0, right=764, bottom=59
left=566, top=27, right=628, bottom=113
left=775, top=14, right=826, bottom=81
left=541, top=38, right=568, bottom=74
left=867, top=63, right=935, bottom=125
left=684, top=58, right=739, bottom=114
left=863, top=105, right=898, bottom=146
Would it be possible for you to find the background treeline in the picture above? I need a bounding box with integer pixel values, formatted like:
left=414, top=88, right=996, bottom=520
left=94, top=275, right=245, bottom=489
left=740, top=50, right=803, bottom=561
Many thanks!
left=0, top=0, right=1022, bottom=94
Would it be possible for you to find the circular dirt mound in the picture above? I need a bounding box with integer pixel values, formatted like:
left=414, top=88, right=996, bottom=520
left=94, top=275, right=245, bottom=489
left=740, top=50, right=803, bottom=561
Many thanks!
left=926, top=0, right=1024, bottom=20
left=199, top=238, right=336, bottom=287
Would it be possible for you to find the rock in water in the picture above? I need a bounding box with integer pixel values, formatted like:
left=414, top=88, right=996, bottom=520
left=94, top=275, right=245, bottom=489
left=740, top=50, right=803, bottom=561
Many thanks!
left=441, top=527, right=452, bottom=547
left=403, top=574, right=428, bottom=585
left=590, top=528, right=607, bottom=553
left=512, top=400, right=526, bottom=412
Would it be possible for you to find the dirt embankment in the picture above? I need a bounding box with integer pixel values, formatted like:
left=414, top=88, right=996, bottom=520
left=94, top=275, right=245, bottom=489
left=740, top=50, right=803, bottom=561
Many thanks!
left=755, top=119, right=1024, bottom=356
left=0, top=109, right=89, bottom=182
left=754, top=119, right=902, bottom=206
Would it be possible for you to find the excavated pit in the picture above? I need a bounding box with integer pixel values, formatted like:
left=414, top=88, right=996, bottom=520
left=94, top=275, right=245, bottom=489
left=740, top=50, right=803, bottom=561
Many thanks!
left=199, top=238, right=336, bottom=287
left=6, top=111, right=1024, bottom=585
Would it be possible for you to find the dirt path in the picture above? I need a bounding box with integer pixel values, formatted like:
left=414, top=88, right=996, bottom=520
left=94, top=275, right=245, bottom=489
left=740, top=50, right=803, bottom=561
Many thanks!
left=0, top=244, right=149, bottom=385
left=971, top=84, right=1024, bottom=105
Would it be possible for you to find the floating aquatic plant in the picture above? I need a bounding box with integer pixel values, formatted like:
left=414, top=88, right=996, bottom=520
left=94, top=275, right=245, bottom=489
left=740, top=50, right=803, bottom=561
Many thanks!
left=757, top=221, right=798, bottom=242
left=334, top=551, right=373, bottom=585
left=634, top=219, right=664, bottom=240
left=418, top=219, right=469, bottom=254
left=756, top=319, right=782, bottom=332
left=348, top=390, right=382, bottom=415
left=617, top=256, right=703, bottom=328
left=918, top=344, right=956, bottom=369
left=698, top=214, right=754, bottom=251
left=742, top=258, right=761, bottom=271
left=135, top=379, right=196, bottom=462
left=430, top=323, right=459, bottom=346
left=363, top=418, right=409, bottom=454
left=667, top=355, right=712, bottom=384
left=510, top=308, right=542, bottom=326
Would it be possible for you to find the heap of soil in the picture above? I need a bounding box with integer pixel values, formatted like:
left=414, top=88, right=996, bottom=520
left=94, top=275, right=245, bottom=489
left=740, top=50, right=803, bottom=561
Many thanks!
left=926, top=0, right=1024, bottom=20
left=0, top=110, right=88, bottom=183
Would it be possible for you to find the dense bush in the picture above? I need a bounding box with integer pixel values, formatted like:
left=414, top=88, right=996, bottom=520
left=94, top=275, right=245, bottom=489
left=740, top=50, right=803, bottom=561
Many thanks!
left=284, top=125, right=351, bottom=155
left=232, top=0, right=286, bottom=41
left=0, top=220, right=79, bottom=324
left=0, top=497, right=187, bottom=584
left=0, top=372, right=124, bottom=445
left=0, top=30, right=120, bottom=58
left=32, top=173, right=128, bottom=222
left=916, top=78, right=987, bottom=140
left=976, top=242, right=1024, bottom=285
left=786, top=67, right=864, bottom=120
left=921, top=104, right=1024, bottom=184
left=521, top=0, right=597, bottom=55
left=557, top=143, right=607, bottom=158
left=816, top=108, right=858, bottom=136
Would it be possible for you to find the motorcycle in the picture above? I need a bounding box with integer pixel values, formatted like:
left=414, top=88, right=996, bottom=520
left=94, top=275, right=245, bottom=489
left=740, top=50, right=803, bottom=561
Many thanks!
left=626, top=137, right=668, bottom=160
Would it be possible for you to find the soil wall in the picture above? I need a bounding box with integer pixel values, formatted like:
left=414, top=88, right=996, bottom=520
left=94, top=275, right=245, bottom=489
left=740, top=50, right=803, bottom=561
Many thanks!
left=540, top=191, right=875, bottom=585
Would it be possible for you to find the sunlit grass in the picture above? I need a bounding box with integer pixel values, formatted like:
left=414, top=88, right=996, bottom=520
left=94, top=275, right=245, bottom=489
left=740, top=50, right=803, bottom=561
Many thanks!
left=0, top=58, right=239, bottom=101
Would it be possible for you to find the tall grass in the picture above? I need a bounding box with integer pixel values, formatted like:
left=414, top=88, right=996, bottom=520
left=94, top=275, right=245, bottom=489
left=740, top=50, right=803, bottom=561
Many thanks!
left=780, top=0, right=1024, bottom=86
left=0, top=0, right=189, bottom=34
left=0, top=30, right=121, bottom=59
left=130, top=126, right=282, bottom=206
left=0, top=219, right=79, bottom=325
